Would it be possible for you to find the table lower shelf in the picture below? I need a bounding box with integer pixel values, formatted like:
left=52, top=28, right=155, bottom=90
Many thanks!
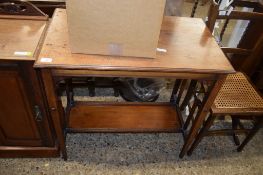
left=67, top=102, right=182, bottom=133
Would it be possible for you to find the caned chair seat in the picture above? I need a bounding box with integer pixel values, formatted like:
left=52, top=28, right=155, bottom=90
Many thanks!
left=211, top=72, right=263, bottom=115
left=187, top=71, right=263, bottom=155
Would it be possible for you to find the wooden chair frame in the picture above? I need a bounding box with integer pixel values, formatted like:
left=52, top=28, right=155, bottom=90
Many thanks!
left=185, top=0, right=263, bottom=156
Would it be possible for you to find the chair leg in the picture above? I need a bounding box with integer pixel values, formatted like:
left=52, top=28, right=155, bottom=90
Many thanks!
left=187, top=113, right=217, bottom=156
left=170, top=79, right=181, bottom=103
left=232, top=117, right=240, bottom=146
left=237, top=118, right=263, bottom=152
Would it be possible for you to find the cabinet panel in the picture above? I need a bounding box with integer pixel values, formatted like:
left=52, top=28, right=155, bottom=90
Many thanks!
left=0, top=62, right=54, bottom=147
left=0, top=15, right=57, bottom=157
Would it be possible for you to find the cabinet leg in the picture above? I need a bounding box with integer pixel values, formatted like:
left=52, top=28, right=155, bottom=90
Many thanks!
left=62, top=145, right=68, bottom=161
left=41, top=69, right=68, bottom=160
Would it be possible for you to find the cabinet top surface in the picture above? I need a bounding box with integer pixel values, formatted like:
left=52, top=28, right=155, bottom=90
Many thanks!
left=35, top=9, right=235, bottom=74
left=0, top=16, right=47, bottom=61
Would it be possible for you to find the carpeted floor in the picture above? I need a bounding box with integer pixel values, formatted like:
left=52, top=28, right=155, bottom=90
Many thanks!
left=1, top=131, right=262, bottom=175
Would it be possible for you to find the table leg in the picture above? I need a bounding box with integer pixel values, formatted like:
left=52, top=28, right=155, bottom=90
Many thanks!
left=40, top=69, right=67, bottom=160
left=180, top=80, right=198, bottom=111
left=170, top=79, right=182, bottom=103
left=179, top=75, right=226, bottom=158
left=65, top=78, right=75, bottom=108
left=187, top=113, right=217, bottom=156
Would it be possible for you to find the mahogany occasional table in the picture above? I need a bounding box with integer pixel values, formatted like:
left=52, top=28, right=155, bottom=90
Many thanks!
left=34, top=9, right=235, bottom=160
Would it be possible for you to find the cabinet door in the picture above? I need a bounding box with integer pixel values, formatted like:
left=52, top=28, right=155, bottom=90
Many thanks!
left=0, top=61, right=54, bottom=147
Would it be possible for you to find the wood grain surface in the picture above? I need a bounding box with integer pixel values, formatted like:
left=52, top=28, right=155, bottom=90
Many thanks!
left=35, top=9, right=235, bottom=74
left=68, top=102, right=180, bottom=132
left=0, top=16, right=47, bottom=61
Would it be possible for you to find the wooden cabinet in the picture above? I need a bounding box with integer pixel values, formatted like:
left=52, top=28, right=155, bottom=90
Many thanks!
left=0, top=61, right=53, bottom=147
left=0, top=15, right=59, bottom=157
left=0, top=61, right=58, bottom=157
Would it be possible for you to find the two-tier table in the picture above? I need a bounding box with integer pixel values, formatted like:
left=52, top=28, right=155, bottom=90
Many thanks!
left=34, top=9, right=235, bottom=160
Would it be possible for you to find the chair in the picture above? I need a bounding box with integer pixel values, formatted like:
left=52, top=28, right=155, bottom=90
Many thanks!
left=185, top=0, right=263, bottom=155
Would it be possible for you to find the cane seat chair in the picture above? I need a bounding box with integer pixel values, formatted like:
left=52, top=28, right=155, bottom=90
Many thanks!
left=186, top=0, right=263, bottom=155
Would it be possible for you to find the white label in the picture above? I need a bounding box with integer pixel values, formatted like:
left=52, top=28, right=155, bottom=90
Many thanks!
left=108, top=43, right=123, bottom=56
left=14, top=51, right=32, bottom=56
left=156, top=48, right=167, bottom=53
left=40, top=57, right=53, bottom=63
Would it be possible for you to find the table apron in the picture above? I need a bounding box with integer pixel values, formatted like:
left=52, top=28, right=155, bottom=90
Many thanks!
left=51, top=69, right=220, bottom=80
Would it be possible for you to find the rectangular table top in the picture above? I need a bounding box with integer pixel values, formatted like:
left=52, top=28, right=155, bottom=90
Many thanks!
left=0, top=16, right=47, bottom=61
left=35, top=9, right=235, bottom=74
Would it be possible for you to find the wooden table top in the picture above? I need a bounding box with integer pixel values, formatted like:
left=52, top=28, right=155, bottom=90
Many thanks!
left=0, top=16, right=47, bottom=61
left=35, top=9, right=235, bottom=74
